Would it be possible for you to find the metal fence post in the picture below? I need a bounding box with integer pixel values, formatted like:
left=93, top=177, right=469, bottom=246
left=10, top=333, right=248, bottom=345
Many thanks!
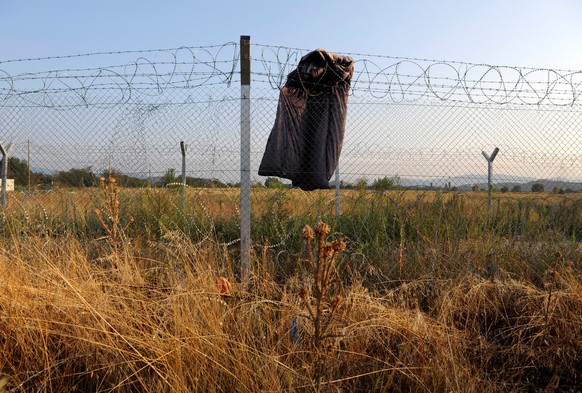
left=240, top=35, right=252, bottom=285
left=180, top=141, right=188, bottom=209
left=1, top=141, right=14, bottom=209
left=27, top=140, right=31, bottom=192
left=335, top=165, right=340, bottom=219
left=482, top=147, right=500, bottom=220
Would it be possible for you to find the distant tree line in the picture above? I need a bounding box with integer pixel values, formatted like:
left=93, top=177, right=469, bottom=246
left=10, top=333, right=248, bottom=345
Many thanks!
left=162, top=168, right=234, bottom=188
left=5, top=158, right=580, bottom=193
left=6, top=159, right=231, bottom=189
left=7, top=157, right=52, bottom=187
left=7, top=158, right=151, bottom=189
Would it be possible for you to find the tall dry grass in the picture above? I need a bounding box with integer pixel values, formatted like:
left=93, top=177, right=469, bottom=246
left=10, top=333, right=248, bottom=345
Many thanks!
left=0, top=185, right=581, bottom=391
left=0, top=227, right=580, bottom=391
left=7, top=188, right=582, bottom=285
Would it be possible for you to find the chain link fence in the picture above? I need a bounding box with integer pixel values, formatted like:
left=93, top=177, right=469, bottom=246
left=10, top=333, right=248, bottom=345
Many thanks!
left=2, top=39, right=582, bottom=278
left=253, top=45, right=582, bottom=189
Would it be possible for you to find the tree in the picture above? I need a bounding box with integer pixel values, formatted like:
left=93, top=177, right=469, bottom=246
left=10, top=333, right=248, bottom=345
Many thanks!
left=531, top=183, right=545, bottom=193
left=100, top=169, right=147, bottom=188
left=372, top=176, right=395, bottom=191
left=185, top=176, right=210, bottom=188
left=162, top=168, right=176, bottom=186
left=7, top=157, right=28, bottom=186
left=500, top=186, right=509, bottom=193
left=7, top=157, right=51, bottom=187
left=54, top=167, right=96, bottom=187
left=264, top=177, right=285, bottom=189
left=511, top=185, right=522, bottom=193
left=207, top=179, right=227, bottom=188
left=355, top=178, right=368, bottom=190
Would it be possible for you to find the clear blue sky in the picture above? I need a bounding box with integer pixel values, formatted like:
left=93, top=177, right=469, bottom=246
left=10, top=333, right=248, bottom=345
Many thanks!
left=1, top=0, right=581, bottom=70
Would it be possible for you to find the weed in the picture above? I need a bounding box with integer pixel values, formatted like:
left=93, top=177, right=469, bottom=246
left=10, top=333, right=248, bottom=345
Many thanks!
left=299, top=221, right=346, bottom=389
left=94, top=176, right=133, bottom=252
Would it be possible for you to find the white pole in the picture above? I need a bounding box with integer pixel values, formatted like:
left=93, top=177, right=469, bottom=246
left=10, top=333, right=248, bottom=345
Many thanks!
left=180, top=141, right=187, bottom=209
left=1, top=142, right=14, bottom=209
left=335, top=165, right=340, bottom=219
left=28, top=140, right=31, bottom=192
left=240, top=35, right=252, bottom=285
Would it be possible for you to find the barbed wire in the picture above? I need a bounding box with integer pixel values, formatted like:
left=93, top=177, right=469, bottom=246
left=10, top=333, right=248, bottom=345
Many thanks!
left=1, top=42, right=581, bottom=109
left=253, top=44, right=582, bottom=106
left=0, top=43, right=240, bottom=108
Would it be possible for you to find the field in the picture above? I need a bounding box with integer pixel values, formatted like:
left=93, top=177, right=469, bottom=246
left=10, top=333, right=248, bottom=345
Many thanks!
left=0, top=185, right=581, bottom=392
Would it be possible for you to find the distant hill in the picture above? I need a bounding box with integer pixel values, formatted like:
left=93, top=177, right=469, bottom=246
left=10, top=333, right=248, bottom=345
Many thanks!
left=341, top=174, right=582, bottom=192
left=450, top=175, right=582, bottom=192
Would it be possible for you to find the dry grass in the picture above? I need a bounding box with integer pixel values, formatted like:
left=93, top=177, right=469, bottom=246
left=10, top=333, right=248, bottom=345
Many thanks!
left=1, top=185, right=581, bottom=391
left=0, top=227, right=580, bottom=392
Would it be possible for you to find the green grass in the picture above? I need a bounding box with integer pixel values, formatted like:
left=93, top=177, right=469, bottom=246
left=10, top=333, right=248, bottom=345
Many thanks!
left=4, top=188, right=582, bottom=283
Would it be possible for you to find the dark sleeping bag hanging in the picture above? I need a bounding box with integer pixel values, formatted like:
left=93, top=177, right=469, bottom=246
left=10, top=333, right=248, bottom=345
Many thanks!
left=258, top=49, right=354, bottom=191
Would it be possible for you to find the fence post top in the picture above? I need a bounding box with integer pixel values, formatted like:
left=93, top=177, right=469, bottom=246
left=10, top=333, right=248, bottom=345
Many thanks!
left=482, top=147, right=500, bottom=162
left=0, top=142, right=14, bottom=156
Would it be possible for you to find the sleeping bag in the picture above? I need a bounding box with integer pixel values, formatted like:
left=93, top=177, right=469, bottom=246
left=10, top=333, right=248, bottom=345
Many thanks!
left=258, top=49, right=354, bottom=190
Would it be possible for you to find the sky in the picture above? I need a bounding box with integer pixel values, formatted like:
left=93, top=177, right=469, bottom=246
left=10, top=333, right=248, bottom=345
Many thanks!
left=1, top=0, right=582, bottom=185
left=1, top=0, right=582, bottom=70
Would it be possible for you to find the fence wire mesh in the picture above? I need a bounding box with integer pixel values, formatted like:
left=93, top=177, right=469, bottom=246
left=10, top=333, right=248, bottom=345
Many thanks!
left=2, top=41, right=582, bottom=280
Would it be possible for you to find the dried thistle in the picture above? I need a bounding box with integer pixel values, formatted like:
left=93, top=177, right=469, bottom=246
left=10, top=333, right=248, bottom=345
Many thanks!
left=215, top=276, right=232, bottom=298
left=323, top=242, right=334, bottom=258
left=95, top=176, right=131, bottom=252
left=298, top=221, right=347, bottom=387
left=302, top=224, right=315, bottom=241
left=314, top=221, right=330, bottom=237
left=332, top=239, right=346, bottom=252
left=303, top=225, right=315, bottom=266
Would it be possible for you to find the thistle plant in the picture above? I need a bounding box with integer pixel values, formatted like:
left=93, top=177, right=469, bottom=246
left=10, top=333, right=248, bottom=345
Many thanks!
left=94, top=176, right=133, bottom=251
left=299, top=221, right=346, bottom=387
